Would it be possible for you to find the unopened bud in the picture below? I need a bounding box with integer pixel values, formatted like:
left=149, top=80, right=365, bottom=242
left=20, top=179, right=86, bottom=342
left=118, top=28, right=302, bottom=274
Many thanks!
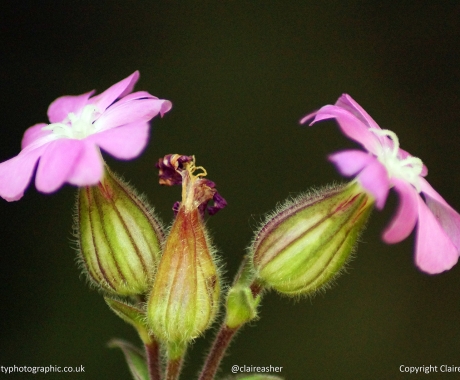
left=251, top=182, right=373, bottom=296
left=225, top=286, right=260, bottom=328
left=147, top=155, right=225, bottom=345
left=77, top=167, right=164, bottom=296
left=225, top=257, right=260, bottom=328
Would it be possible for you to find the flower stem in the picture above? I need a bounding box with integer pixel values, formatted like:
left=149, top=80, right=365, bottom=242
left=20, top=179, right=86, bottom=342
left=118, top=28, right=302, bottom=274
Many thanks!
left=145, top=339, right=162, bottom=380
left=165, top=343, right=186, bottom=380
left=165, top=356, right=184, bottom=380
left=198, top=325, right=239, bottom=380
left=199, top=257, right=264, bottom=380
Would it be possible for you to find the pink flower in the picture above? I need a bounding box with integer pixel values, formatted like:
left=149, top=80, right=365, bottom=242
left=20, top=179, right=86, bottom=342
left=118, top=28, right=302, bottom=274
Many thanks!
left=0, top=71, right=172, bottom=201
left=301, top=94, right=460, bottom=274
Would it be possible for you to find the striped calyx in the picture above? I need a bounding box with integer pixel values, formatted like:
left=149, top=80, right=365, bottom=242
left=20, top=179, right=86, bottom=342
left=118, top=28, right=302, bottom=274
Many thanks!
left=147, top=155, right=221, bottom=346
left=77, top=167, right=164, bottom=296
left=251, top=182, right=373, bottom=296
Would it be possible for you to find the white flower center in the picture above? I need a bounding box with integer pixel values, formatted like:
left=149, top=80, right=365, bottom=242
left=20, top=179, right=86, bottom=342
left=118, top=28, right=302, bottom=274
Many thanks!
left=369, top=128, right=424, bottom=192
left=42, top=104, right=100, bottom=140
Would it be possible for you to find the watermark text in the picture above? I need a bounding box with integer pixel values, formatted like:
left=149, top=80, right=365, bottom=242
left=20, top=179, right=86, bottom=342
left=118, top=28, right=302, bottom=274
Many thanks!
left=1, top=365, right=85, bottom=375
left=231, top=365, right=283, bottom=374
left=400, top=365, right=460, bottom=374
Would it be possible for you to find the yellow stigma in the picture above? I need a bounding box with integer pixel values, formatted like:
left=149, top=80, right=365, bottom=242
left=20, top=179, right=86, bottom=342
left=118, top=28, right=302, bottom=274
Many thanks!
left=179, top=157, right=213, bottom=212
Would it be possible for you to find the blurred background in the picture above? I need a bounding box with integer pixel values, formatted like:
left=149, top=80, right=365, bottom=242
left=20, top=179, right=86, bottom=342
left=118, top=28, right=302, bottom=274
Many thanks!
left=1, top=1, right=460, bottom=379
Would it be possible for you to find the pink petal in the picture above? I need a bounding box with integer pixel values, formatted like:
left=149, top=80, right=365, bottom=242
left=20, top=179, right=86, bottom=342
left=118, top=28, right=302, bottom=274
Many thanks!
left=335, top=94, right=381, bottom=131
left=355, top=156, right=390, bottom=209
left=67, top=142, right=103, bottom=186
left=89, top=122, right=149, bottom=160
left=415, top=195, right=458, bottom=274
left=328, top=150, right=375, bottom=177
left=382, top=178, right=419, bottom=243
left=159, top=99, right=173, bottom=117
left=35, top=139, right=84, bottom=193
left=0, top=145, right=47, bottom=201
left=309, top=105, right=381, bottom=155
left=21, top=123, right=50, bottom=149
left=90, top=71, right=140, bottom=113
left=94, top=98, right=168, bottom=133
left=420, top=178, right=460, bottom=252
left=109, top=90, right=155, bottom=104
left=47, top=91, right=95, bottom=123
left=299, top=110, right=318, bottom=125
left=328, top=150, right=389, bottom=209
left=112, top=92, right=172, bottom=118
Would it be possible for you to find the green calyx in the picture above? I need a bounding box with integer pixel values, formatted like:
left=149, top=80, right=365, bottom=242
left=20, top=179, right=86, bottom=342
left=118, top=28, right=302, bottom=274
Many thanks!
left=251, top=182, right=373, bottom=296
left=77, top=167, right=164, bottom=296
left=146, top=206, right=220, bottom=346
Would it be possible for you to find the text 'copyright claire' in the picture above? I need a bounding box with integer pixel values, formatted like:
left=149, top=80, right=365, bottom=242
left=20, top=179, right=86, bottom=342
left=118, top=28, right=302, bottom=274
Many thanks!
left=400, top=365, right=460, bottom=374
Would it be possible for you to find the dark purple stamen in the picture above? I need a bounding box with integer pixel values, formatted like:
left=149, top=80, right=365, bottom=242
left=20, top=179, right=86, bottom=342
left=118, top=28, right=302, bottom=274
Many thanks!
left=156, top=154, right=194, bottom=186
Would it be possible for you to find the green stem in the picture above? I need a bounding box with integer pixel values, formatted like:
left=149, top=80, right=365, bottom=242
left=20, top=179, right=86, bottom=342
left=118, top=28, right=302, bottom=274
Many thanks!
left=145, top=339, right=162, bottom=380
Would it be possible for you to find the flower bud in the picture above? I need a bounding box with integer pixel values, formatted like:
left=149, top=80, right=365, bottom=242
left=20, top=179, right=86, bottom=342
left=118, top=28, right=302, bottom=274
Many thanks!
left=147, top=155, right=225, bottom=345
left=251, top=182, right=373, bottom=296
left=224, top=257, right=260, bottom=328
left=77, top=167, right=164, bottom=296
left=225, top=286, right=260, bottom=329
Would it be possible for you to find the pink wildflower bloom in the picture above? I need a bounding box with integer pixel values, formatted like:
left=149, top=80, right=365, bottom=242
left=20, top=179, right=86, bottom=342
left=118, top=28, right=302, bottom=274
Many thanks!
left=301, top=94, right=460, bottom=274
left=0, top=71, right=172, bottom=201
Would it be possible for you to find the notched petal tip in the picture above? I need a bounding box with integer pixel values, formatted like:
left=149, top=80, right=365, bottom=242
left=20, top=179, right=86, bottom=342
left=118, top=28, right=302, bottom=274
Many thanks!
left=159, top=100, right=173, bottom=117
left=299, top=110, right=318, bottom=125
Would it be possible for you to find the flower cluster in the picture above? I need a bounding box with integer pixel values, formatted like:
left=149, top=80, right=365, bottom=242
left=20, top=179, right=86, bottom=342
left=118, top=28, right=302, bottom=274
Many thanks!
left=2, top=72, right=460, bottom=380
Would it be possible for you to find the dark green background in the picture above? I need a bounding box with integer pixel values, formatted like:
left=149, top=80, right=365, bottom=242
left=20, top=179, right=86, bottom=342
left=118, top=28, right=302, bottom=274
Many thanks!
left=1, top=2, right=460, bottom=379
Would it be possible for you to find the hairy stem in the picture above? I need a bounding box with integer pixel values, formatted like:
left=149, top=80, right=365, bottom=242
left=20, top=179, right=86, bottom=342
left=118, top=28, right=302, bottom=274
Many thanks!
left=198, top=325, right=239, bottom=380
left=145, top=339, right=162, bottom=380
left=199, top=257, right=263, bottom=379
left=165, top=356, right=184, bottom=380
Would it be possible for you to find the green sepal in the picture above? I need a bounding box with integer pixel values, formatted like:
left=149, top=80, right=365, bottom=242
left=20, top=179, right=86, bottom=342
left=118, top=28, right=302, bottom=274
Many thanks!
left=108, top=339, right=149, bottom=380
left=105, top=296, right=150, bottom=344
left=225, top=286, right=261, bottom=328
left=167, top=341, right=187, bottom=361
